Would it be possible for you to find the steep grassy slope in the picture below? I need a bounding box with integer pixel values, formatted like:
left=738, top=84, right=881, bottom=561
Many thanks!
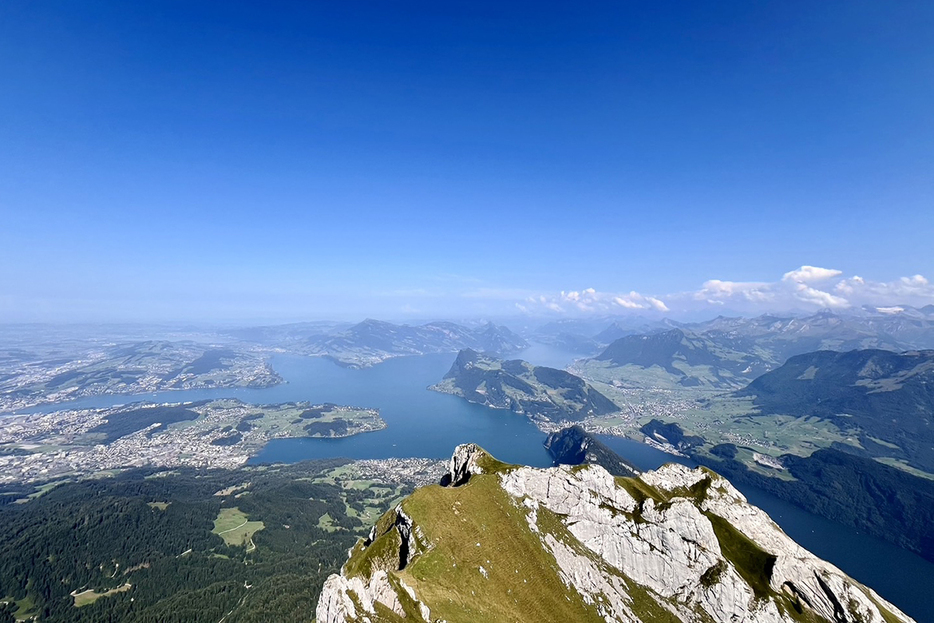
left=318, top=446, right=912, bottom=623
left=582, top=329, right=769, bottom=389
left=738, top=349, right=934, bottom=472
left=402, top=478, right=608, bottom=623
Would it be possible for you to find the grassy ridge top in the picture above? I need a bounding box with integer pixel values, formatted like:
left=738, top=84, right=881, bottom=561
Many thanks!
left=328, top=446, right=910, bottom=623
left=398, top=475, right=608, bottom=623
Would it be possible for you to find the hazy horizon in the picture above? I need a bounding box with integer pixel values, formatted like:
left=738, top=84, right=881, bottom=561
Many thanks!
left=1, top=291, right=932, bottom=330
left=2, top=2, right=932, bottom=324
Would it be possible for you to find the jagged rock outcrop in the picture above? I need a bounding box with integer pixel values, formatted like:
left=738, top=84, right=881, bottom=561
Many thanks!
left=545, top=425, right=639, bottom=477
left=316, top=506, right=431, bottom=623
left=316, top=444, right=914, bottom=623
left=442, top=442, right=487, bottom=486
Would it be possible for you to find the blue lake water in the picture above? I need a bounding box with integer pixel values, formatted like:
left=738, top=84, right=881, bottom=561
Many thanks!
left=247, top=352, right=553, bottom=467
left=17, top=350, right=558, bottom=467
left=11, top=347, right=934, bottom=621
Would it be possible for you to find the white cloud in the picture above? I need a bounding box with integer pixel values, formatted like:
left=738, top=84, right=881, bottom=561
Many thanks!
left=523, top=288, right=671, bottom=315
left=833, top=274, right=934, bottom=307
left=782, top=266, right=843, bottom=283
left=613, top=296, right=643, bottom=309
left=520, top=265, right=934, bottom=317
left=645, top=296, right=670, bottom=312
left=834, top=275, right=864, bottom=295
left=696, top=279, right=773, bottom=303
left=792, top=283, right=850, bottom=309
left=690, top=265, right=851, bottom=311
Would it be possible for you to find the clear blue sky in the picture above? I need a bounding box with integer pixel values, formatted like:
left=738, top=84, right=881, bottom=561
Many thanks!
left=1, top=1, right=932, bottom=322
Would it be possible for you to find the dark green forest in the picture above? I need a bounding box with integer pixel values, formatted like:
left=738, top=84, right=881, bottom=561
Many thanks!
left=0, top=460, right=408, bottom=622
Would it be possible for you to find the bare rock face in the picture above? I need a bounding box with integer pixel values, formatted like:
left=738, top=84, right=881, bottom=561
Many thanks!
left=316, top=444, right=914, bottom=623
left=544, top=425, right=640, bottom=477
left=315, top=571, right=403, bottom=622
left=445, top=441, right=486, bottom=486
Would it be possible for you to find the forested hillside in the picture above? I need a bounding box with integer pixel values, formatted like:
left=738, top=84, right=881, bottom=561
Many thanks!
left=0, top=460, right=418, bottom=622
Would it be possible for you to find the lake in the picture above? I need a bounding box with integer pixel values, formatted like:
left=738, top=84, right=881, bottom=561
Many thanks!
left=13, top=347, right=934, bottom=621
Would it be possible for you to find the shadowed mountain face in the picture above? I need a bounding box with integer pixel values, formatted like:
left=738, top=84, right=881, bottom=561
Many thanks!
left=596, top=329, right=721, bottom=371
left=544, top=425, right=638, bottom=477
left=431, top=350, right=618, bottom=422
left=685, top=311, right=920, bottom=362
left=591, top=328, right=769, bottom=388
left=738, top=349, right=934, bottom=472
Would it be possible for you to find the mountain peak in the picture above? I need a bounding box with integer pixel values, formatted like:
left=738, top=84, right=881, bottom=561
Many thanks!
left=316, top=446, right=912, bottom=623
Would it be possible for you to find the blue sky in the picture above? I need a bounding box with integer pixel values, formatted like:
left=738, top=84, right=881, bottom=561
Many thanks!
left=1, top=1, right=933, bottom=322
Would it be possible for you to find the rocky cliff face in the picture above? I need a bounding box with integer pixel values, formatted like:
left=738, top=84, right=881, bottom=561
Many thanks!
left=316, top=445, right=913, bottom=623
left=545, top=425, right=639, bottom=478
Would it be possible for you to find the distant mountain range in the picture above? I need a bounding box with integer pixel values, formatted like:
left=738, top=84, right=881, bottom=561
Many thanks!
left=306, top=320, right=528, bottom=367
left=590, top=328, right=770, bottom=389
left=229, top=319, right=528, bottom=368
left=223, top=307, right=934, bottom=373
left=222, top=321, right=353, bottom=345
left=530, top=316, right=666, bottom=355
left=570, top=308, right=934, bottom=389
left=683, top=309, right=934, bottom=361
left=430, top=349, right=617, bottom=424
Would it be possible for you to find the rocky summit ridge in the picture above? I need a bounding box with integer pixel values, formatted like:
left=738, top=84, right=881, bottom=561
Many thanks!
left=316, top=444, right=913, bottom=623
